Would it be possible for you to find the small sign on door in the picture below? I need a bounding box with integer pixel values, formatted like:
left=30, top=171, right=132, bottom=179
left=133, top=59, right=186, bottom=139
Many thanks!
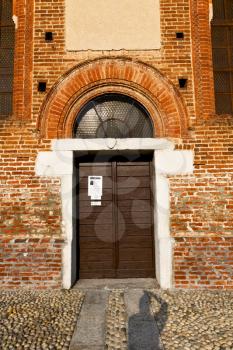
left=88, top=176, right=103, bottom=200
left=91, top=201, right=101, bottom=206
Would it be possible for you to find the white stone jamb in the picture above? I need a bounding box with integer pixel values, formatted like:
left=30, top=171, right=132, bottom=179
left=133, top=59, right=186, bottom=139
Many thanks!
left=12, top=15, right=18, bottom=29
left=154, top=150, right=193, bottom=288
left=209, top=2, right=213, bottom=23
left=35, top=151, right=74, bottom=289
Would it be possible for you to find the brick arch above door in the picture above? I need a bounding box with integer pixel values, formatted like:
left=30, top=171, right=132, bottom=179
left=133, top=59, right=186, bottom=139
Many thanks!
left=38, top=57, right=189, bottom=139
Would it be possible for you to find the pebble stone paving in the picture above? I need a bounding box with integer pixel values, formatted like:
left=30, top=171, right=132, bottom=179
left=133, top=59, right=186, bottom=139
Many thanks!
left=104, top=289, right=233, bottom=350
left=1, top=288, right=233, bottom=349
left=105, top=289, right=127, bottom=350
left=149, top=289, right=233, bottom=350
left=0, top=290, right=84, bottom=350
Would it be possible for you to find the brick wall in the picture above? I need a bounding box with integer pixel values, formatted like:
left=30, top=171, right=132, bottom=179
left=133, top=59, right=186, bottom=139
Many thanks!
left=0, top=119, right=62, bottom=288
left=0, top=0, right=233, bottom=289
left=174, top=237, right=233, bottom=289
left=172, top=116, right=233, bottom=288
left=0, top=236, right=64, bottom=288
left=32, top=0, right=195, bottom=126
left=12, top=0, right=34, bottom=120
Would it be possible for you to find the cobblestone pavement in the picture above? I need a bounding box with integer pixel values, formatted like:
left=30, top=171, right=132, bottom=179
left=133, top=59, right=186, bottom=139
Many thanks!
left=105, top=288, right=233, bottom=350
left=105, top=290, right=127, bottom=350
left=0, top=290, right=84, bottom=350
left=149, top=289, right=233, bottom=350
left=1, top=287, right=233, bottom=350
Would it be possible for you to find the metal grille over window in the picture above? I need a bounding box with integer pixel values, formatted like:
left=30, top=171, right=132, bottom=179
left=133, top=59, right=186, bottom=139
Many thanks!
left=0, top=0, right=15, bottom=116
left=212, top=0, right=233, bottom=114
left=74, top=94, right=154, bottom=138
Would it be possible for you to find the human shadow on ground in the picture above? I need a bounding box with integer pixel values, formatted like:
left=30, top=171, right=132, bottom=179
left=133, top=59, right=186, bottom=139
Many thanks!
left=128, top=291, right=168, bottom=350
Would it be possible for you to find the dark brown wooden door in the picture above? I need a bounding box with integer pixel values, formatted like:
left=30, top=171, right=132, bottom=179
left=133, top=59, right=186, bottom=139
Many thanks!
left=78, top=156, right=155, bottom=278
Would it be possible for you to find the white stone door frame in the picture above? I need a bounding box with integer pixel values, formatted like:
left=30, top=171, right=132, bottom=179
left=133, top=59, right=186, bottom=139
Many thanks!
left=35, top=138, right=193, bottom=289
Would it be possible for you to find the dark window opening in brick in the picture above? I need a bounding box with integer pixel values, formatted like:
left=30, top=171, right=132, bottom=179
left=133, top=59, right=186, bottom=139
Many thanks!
left=212, top=0, right=233, bottom=114
left=0, top=0, right=15, bottom=116
left=178, top=78, right=187, bottom=89
left=45, top=32, right=53, bottom=41
left=38, top=82, right=47, bottom=92
left=176, top=32, right=184, bottom=39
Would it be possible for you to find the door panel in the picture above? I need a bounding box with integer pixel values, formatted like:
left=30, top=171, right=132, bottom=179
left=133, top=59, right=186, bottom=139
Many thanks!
left=117, top=176, right=150, bottom=188
left=119, top=236, right=153, bottom=248
left=80, top=249, right=113, bottom=262
left=118, top=224, right=152, bottom=236
left=116, top=270, right=154, bottom=278
left=79, top=201, right=113, bottom=213
left=79, top=224, right=113, bottom=237
left=80, top=237, right=112, bottom=249
left=118, top=199, right=152, bottom=211
left=117, top=164, right=150, bottom=176
left=116, top=161, right=154, bottom=277
left=118, top=211, right=152, bottom=224
left=79, top=163, right=115, bottom=278
left=117, top=187, right=151, bottom=200
left=78, top=157, right=154, bottom=279
left=79, top=165, right=112, bottom=176
left=118, top=248, right=153, bottom=262
left=79, top=212, right=113, bottom=224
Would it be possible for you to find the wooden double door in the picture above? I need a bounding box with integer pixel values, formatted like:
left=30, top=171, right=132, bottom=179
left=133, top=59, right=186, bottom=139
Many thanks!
left=77, top=154, right=155, bottom=279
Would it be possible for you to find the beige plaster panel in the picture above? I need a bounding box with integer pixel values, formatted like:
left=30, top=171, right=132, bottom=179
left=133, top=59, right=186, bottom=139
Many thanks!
left=65, top=0, right=161, bottom=51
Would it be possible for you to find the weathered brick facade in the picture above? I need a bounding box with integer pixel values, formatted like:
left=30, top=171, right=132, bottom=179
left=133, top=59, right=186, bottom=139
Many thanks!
left=0, top=0, right=233, bottom=289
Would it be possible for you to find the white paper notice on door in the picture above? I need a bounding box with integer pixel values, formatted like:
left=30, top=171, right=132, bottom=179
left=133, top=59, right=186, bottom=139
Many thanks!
left=88, top=176, right=103, bottom=200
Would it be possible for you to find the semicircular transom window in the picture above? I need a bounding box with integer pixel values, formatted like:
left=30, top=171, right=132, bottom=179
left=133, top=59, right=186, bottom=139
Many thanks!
left=73, top=94, right=154, bottom=138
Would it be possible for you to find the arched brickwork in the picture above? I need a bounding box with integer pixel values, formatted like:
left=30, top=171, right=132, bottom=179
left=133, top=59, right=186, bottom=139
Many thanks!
left=38, top=57, right=189, bottom=138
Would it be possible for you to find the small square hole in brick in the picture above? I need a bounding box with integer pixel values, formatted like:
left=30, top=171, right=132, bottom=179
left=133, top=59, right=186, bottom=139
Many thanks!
left=176, top=32, right=184, bottom=39
left=178, top=78, right=187, bottom=89
left=45, top=32, right=53, bottom=41
left=38, top=82, right=47, bottom=92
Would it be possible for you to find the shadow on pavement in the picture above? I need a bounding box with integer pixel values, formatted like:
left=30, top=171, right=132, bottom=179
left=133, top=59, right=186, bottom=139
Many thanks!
left=128, top=291, right=168, bottom=350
